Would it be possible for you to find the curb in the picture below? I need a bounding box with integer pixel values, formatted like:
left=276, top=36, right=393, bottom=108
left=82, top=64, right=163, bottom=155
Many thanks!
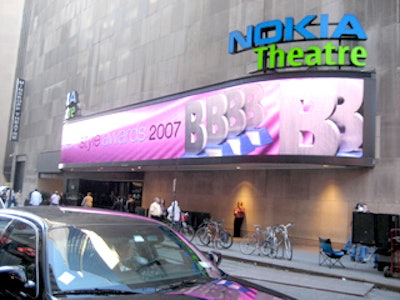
left=200, top=249, right=400, bottom=293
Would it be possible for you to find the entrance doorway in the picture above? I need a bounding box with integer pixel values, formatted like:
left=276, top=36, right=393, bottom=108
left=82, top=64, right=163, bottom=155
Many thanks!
left=65, top=179, right=143, bottom=209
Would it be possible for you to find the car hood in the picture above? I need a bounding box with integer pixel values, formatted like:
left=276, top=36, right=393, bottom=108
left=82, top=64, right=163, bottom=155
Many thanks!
left=56, top=277, right=294, bottom=299
left=168, top=279, right=290, bottom=300
left=167, top=277, right=294, bottom=299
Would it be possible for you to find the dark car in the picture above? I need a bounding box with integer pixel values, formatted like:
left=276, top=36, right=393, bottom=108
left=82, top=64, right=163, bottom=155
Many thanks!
left=0, top=206, right=295, bottom=299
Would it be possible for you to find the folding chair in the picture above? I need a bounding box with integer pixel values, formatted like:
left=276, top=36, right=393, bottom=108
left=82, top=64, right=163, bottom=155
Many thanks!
left=319, top=237, right=345, bottom=268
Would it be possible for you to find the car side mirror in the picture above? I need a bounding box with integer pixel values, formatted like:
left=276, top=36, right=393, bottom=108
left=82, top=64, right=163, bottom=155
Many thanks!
left=0, top=265, right=35, bottom=294
left=207, top=250, right=222, bottom=266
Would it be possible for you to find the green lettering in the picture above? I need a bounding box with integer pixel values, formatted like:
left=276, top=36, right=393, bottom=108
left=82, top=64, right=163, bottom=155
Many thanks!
left=337, top=45, right=350, bottom=65
left=253, top=42, right=367, bottom=71
left=254, top=46, right=269, bottom=70
left=324, top=42, right=337, bottom=65
left=268, top=44, right=286, bottom=68
left=304, top=46, right=322, bottom=66
left=350, top=46, right=367, bottom=67
left=287, top=47, right=304, bottom=67
left=68, top=107, right=76, bottom=119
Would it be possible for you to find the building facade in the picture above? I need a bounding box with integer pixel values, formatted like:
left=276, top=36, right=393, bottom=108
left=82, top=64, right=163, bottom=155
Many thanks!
left=5, top=0, right=400, bottom=246
left=0, top=1, right=25, bottom=184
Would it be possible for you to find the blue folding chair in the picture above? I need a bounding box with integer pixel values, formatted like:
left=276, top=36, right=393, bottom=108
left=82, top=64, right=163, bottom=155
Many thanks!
left=319, top=237, right=345, bottom=268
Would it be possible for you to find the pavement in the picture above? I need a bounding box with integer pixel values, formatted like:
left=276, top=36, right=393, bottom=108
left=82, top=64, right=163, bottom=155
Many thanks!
left=195, top=238, right=400, bottom=296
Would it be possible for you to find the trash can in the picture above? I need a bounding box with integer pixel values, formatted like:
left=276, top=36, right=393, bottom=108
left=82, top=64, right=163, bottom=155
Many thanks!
left=187, top=211, right=211, bottom=230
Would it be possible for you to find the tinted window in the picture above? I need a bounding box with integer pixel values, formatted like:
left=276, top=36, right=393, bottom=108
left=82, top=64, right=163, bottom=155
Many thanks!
left=0, top=219, right=38, bottom=298
left=0, top=216, right=12, bottom=236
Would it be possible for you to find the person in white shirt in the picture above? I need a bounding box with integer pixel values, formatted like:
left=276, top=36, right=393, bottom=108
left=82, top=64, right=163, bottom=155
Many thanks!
left=148, top=197, right=162, bottom=220
left=50, top=191, right=61, bottom=205
left=167, top=200, right=181, bottom=223
left=29, top=189, right=43, bottom=206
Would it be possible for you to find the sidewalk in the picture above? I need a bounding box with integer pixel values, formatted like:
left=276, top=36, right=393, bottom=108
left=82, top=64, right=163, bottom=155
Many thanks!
left=195, top=239, right=400, bottom=293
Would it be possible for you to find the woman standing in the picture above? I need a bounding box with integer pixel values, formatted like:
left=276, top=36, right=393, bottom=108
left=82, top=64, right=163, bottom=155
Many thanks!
left=233, top=202, right=245, bottom=237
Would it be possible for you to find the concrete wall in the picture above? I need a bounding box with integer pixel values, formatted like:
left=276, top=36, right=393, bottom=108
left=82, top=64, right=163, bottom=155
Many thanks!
left=10, top=0, right=400, bottom=246
left=141, top=166, right=390, bottom=246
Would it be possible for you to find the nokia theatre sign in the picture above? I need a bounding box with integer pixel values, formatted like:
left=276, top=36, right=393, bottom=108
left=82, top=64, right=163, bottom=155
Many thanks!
left=228, top=14, right=368, bottom=71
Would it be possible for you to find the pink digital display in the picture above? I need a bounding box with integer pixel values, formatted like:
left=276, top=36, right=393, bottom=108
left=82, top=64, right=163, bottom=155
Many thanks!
left=60, top=76, right=372, bottom=166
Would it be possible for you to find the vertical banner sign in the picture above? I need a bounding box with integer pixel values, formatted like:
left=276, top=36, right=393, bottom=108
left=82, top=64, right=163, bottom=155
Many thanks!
left=10, top=78, right=25, bottom=141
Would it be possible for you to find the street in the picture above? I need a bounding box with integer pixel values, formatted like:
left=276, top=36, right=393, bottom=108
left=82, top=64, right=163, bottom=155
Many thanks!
left=220, top=258, right=400, bottom=300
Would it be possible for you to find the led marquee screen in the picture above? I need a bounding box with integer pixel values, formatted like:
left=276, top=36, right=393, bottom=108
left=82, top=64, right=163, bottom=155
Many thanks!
left=60, top=72, right=375, bottom=168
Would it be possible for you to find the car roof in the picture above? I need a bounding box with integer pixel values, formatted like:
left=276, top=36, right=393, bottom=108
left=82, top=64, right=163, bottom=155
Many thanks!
left=0, top=206, right=156, bottom=228
left=0, top=186, right=9, bottom=191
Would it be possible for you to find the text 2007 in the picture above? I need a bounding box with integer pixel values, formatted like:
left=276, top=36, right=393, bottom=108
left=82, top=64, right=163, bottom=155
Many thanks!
left=149, top=121, right=181, bottom=141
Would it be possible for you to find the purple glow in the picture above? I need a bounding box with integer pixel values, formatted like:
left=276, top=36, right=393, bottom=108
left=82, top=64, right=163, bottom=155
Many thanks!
left=60, top=77, right=364, bottom=165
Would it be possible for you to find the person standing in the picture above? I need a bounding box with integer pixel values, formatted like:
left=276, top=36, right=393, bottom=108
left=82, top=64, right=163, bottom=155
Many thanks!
left=167, top=199, right=181, bottom=223
left=160, top=198, right=167, bottom=221
left=29, top=189, right=43, bottom=206
left=148, top=196, right=162, bottom=220
left=112, top=195, right=124, bottom=211
left=167, top=199, right=181, bottom=231
left=233, top=202, right=245, bottom=237
left=50, top=191, right=61, bottom=205
left=125, top=194, right=136, bottom=213
left=16, top=190, right=23, bottom=207
left=81, top=192, right=93, bottom=208
left=59, top=192, right=65, bottom=206
left=6, top=188, right=16, bottom=208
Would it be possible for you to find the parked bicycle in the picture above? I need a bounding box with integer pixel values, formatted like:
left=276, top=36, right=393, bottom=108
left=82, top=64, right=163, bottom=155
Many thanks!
left=240, top=224, right=278, bottom=257
left=167, top=211, right=195, bottom=241
left=240, top=224, right=262, bottom=255
left=195, top=219, right=233, bottom=249
left=195, top=219, right=217, bottom=246
left=273, top=223, right=294, bottom=261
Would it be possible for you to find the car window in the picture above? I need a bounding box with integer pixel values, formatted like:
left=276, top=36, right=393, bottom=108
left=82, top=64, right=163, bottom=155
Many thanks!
left=0, top=219, right=39, bottom=298
left=47, top=223, right=217, bottom=294
left=0, top=216, right=13, bottom=235
left=0, top=187, right=9, bottom=207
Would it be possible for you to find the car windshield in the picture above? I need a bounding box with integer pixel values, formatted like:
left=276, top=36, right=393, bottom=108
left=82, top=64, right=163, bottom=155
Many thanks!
left=46, top=216, right=221, bottom=294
